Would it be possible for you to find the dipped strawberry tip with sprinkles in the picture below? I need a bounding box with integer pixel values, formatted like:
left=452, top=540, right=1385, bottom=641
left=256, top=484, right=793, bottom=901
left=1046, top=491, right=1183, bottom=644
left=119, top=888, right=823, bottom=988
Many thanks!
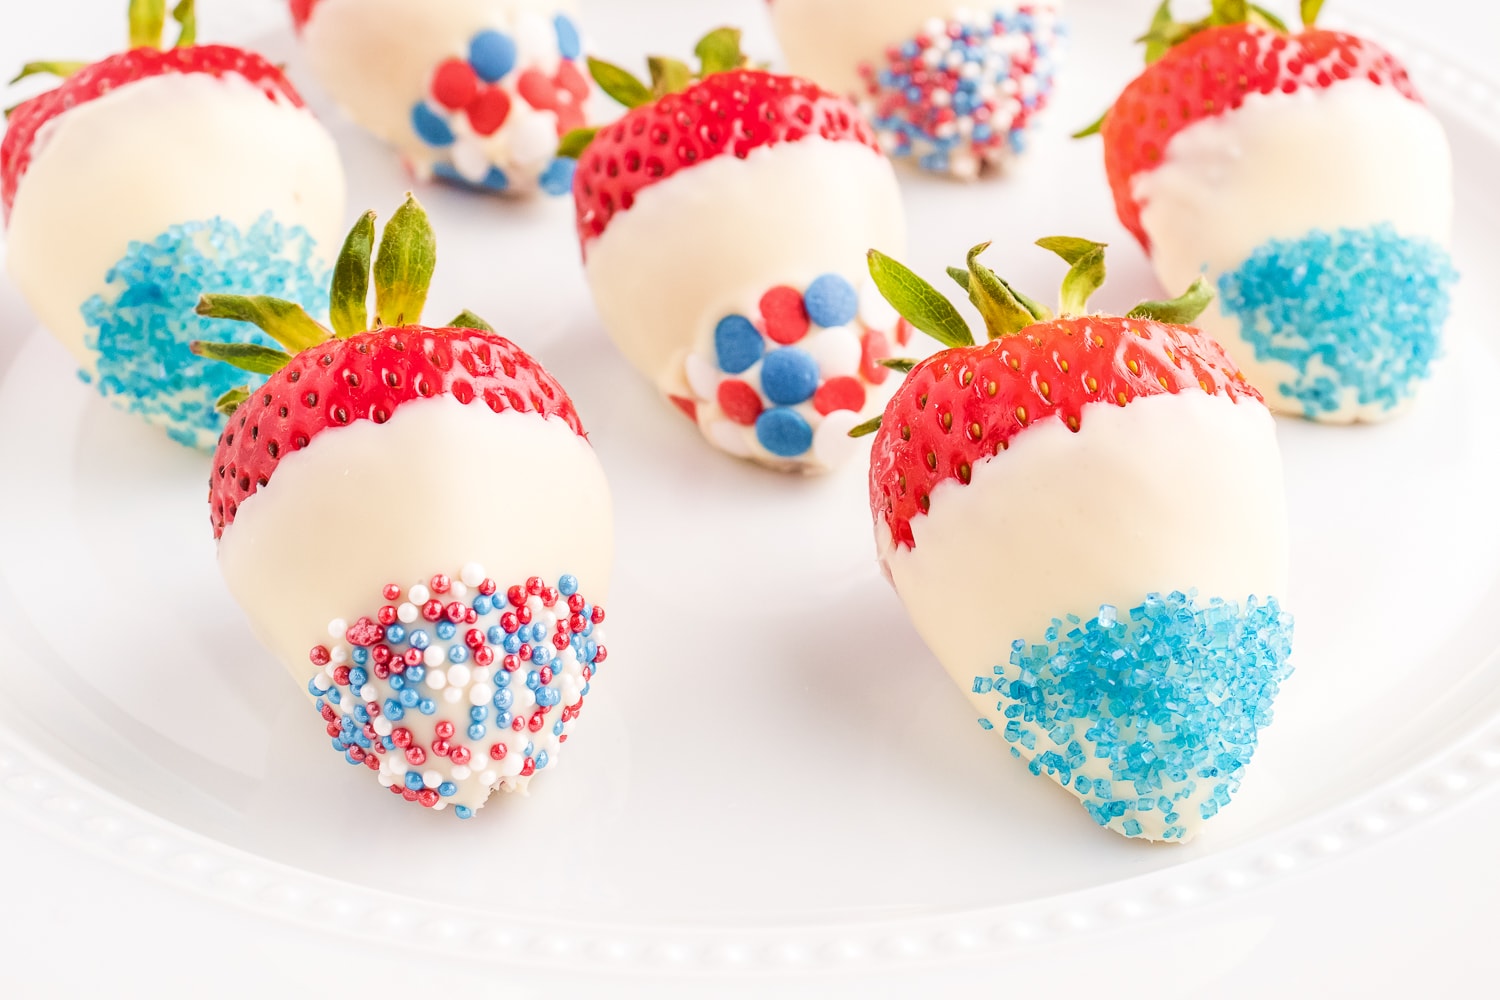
left=309, top=567, right=608, bottom=815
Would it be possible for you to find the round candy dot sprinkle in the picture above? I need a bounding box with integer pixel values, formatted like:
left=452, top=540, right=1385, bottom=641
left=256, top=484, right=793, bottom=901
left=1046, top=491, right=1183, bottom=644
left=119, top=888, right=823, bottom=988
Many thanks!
left=554, top=14, right=582, bottom=60
left=469, top=30, right=518, bottom=83
left=756, top=408, right=814, bottom=458
left=715, top=315, right=765, bottom=375
left=466, top=86, right=513, bottom=137
left=813, top=376, right=867, bottom=416
left=760, top=286, right=811, bottom=345
left=716, top=379, right=763, bottom=426
left=431, top=57, right=480, bottom=110
left=803, top=274, right=858, bottom=328
left=760, top=348, right=820, bottom=406
left=411, top=102, right=456, bottom=147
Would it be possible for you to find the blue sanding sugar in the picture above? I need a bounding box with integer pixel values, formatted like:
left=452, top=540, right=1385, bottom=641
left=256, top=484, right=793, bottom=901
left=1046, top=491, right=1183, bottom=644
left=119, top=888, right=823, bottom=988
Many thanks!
left=80, top=213, right=330, bottom=450
left=978, top=591, right=1294, bottom=840
left=1218, top=223, right=1458, bottom=418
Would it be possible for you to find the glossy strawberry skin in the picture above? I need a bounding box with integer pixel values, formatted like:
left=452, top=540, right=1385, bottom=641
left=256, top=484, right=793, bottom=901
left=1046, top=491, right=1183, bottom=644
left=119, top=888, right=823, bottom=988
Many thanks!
left=1102, top=25, right=1422, bottom=249
left=572, top=69, right=879, bottom=250
left=870, top=317, right=1261, bottom=549
left=210, top=327, right=587, bottom=539
left=1, top=45, right=307, bottom=222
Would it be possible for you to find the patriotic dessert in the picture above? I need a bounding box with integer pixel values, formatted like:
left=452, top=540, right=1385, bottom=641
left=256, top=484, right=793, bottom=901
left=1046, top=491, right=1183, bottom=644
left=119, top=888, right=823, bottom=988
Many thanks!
left=570, top=28, right=909, bottom=472
left=2, top=0, right=345, bottom=449
left=1084, top=2, right=1456, bottom=423
left=194, top=197, right=614, bottom=816
left=291, top=0, right=591, bottom=198
left=858, top=238, right=1293, bottom=841
left=767, top=0, right=1064, bottom=178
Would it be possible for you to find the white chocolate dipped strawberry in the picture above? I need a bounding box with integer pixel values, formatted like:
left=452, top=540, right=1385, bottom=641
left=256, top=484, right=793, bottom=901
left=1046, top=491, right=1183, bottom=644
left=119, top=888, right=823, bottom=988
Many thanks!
left=291, top=0, right=591, bottom=198
left=2, top=0, right=346, bottom=449
left=767, top=0, right=1064, bottom=178
left=194, top=197, right=613, bottom=817
left=568, top=28, right=908, bottom=473
left=1084, top=2, right=1456, bottom=423
left=856, top=239, right=1293, bottom=842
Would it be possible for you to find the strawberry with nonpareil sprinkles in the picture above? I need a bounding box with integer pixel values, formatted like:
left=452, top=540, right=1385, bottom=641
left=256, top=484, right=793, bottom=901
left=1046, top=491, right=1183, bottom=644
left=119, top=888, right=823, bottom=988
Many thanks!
left=194, top=196, right=613, bottom=815
left=1081, top=0, right=1456, bottom=423
left=292, top=0, right=591, bottom=197
left=857, top=238, right=1293, bottom=841
left=568, top=28, right=908, bottom=472
left=2, top=0, right=345, bottom=449
left=768, top=0, right=1064, bottom=178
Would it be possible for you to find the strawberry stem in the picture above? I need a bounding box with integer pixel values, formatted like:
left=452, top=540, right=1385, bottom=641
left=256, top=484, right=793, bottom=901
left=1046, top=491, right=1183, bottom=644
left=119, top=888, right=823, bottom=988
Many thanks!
left=128, top=0, right=166, bottom=49
left=215, top=386, right=250, bottom=417
left=172, top=0, right=197, bottom=48
left=867, top=250, right=975, bottom=349
left=694, top=28, right=746, bottom=77
left=196, top=295, right=331, bottom=352
left=189, top=341, right=293, bottom=376
left=1301, top=0, right=1324, bottom=26
left=1127, top=277, right=1215, bottom=325
left=373, top=194, right=437, bottom=329
left=848, top=414, right=884, bottom=439
left=1036, top=237, right=1108, bottom=316
left=9, top=61, right=88, bottom=84
left=330, top=211, right=375, bottom=340
left=449, top=310, right=495, bottom=333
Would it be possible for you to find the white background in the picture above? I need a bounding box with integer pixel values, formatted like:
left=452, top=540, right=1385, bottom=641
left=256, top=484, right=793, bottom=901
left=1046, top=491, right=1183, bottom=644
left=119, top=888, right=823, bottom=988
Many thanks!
left=1, top=1, right=1497, bottom=997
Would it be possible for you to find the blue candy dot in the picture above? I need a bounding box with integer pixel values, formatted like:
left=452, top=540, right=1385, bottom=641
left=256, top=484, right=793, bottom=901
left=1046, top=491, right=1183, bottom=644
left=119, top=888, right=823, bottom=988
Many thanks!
left=481, top=165, right=510, bottom=192
left=455, top=806, right=474, bottom=820
left=404, top=772, right=424, bottom=791
left=539, top=157, right=576, bottom=197
left=554, top=15, right=582, bottom=59
left=438, top=782, right=458, bottom=797
left=803, top=274, right=858, bottom=327
left=436, top=620, right=456, bottom=641
left=469, top=30, right=518, bottom=82
left=760, top=347, right=820, bottom=405
left=411, top=102, right=456, bottom=147
left=756, top=408, right=814, bottom=457
left=715, top=315, right=764, bottom=374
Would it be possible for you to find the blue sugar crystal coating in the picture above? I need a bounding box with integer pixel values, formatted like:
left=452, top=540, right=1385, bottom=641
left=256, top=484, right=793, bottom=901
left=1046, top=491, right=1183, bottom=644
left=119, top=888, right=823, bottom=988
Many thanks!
left=978, top=591, right=1294, bottom=840
left=1218, top=224, right=1458, bottom=418
left=80, top=214, right=330, bottom=451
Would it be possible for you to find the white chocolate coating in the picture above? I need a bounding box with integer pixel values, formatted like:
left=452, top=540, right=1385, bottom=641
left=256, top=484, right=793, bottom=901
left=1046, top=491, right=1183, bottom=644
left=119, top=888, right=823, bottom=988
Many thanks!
left=584, top=137, right=906, bottom=405
left=300, top=0, right=584, bottom=193
left=5, top=73, right=346, bottom=374
left=880, top=392, right=1289, bottom=840
left=1133, top=82, right=1454, bottom=423
left=218, top=398, right=613, bottom=680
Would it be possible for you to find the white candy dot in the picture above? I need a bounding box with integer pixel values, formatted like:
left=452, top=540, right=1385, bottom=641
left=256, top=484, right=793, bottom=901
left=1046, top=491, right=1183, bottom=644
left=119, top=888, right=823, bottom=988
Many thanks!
left=450, top=581, right=468, bottom=601
left=522, top=688, right=538, bottom=708
left=426, top=669, right=448, bottom=691
left=432, top=801, right=447, bottom=811
left=409, top=585, right=431, bottom=605
left=313, top=672, right=332, bottom=691
left=378, top=773, right=395, bottom=787
left=443, top=687, right=464, bottom=704
left=424, top=645, right=447, bottom=668
left=448, top=664, right=472, bottom=688
left=479, top=770, right=497, bottom=787
left=359, top=684, right=377, bottom=701
left=461, top=563, right=486, bottom=587
left=330, top=646, right=349, bottom=665
left=801, top=325, right=862, bottom=379
left=470, top=684, right=494, bottom=706
left=423, top=771, right=442, bottom=789
left=373, top=717, right=393, bottom=737
left=451, top=765, right=472, bottom=781
left=450, top=138, right=494, bottom=185
left=814, top=409, right=863, bottom=468
left=497, top=754, right=524, bottom=778
left=707, top=419, right=753, bottom=458
left=473, top=667, right=493, bottom=686
left=592, top=626, right=607, bottom=647
left=560, top=676, right=581, bottom=702
left=327, top=619, right=347, bottom=639
left=684, top=353, right=722, bottom=401
left=508, top=106, right=560, bottom=167
left=397, top=603, right=418, bottom=624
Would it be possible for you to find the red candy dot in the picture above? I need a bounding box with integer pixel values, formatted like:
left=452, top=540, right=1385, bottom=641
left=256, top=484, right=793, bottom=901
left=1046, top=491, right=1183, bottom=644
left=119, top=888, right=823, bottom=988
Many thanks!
left=594, top=645, right=608, bottom=663
left=502, top=654, right=520, bottom=673
left=526, top=577, right=543, bottom=596
left=668, top=395, right=698, bottom=421
left=567, top=594, right=585, bottom=613
left=760, top=286, right=811, bottom=345
left=814, top=376, right=867, bottom=415
left=465, top=629, right=485, bottom=649
left=591, top=606, right=606, bottom=625
left=517, top=607, right=533, bottom=626
left=364, top=755, right=381, bottom=771
left=377, top=606, right=397, bottom=626
left=432, top=57, right=479, bottom=110
left=490, top=743, right=508, bottom=760
left=895, top=317, right=914, bottom=347
left=346, top=617, right=383, bottom=647
left=309, top=645, right=331, bottom=667
left=860, top=326, right=892, bottom=385
left=520, top=758, right=536, bottom=777
left=474, top=646, right=495, bottom=666
left=507, top=586, right=525, bottom=608
left=430, top=574, right=450, bottom=595
left=418, top=789, right=440, bottom=808
left=445, top=602, right=466, bottom=623
left=422, top=600, right=444, bottom=622
left=434, top=721, right=455, bottom=740
left=539, top=667, right=553, bottom=685
left=717, top=379, right=763, bottom=426
left=382, top=584, right=402, bottom=601
left=392, top=728, right=413, bottom=748
left=450, top=746, right=472, bottom=767
left=332, top=666, right=351, bottom=686
left=432, top=739, right=451, bottom=757
left=500, top=613, right=519, bottom=634
left=405, top=747, right=426, bottom=766
left=516, top=68, right=555, bottom=111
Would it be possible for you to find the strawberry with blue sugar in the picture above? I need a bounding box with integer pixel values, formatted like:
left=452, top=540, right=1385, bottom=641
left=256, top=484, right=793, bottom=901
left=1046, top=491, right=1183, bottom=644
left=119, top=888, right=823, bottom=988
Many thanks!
left=768, top=0, right=1064, bottom=179
left=567, top=27, right=910, bottom=473
left=856, top=237, right=1293, bottom=841
left=1080, top=0, right=1456, bottom=423
left=194, top=195, right=614, bottom=816
left=292, top=0, right=592, bottom=198
left=2, top=0, right=346, bottom=449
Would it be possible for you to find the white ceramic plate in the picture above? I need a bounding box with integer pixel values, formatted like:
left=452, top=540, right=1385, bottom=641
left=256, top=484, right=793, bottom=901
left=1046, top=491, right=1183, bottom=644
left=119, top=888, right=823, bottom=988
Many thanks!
left=2, top=0, right=1499, bottom=978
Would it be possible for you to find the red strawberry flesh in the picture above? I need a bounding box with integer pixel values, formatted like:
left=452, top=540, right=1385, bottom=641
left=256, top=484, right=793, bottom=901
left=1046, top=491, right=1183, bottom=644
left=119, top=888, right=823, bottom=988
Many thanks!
left=2, top=45, right=307, bottom=222
left=870, top=317, right=1262, bottom=550
left=572, top=69, right=879, bottom=250
left=1102, top=26, right=1422, bottom=249
left=209, top=326, right=587, bottom=539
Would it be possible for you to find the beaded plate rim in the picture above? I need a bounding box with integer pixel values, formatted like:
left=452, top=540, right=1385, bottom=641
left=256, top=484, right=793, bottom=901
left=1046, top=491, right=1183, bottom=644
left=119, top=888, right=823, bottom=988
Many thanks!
left=1, top=2, right=1498, bottom=975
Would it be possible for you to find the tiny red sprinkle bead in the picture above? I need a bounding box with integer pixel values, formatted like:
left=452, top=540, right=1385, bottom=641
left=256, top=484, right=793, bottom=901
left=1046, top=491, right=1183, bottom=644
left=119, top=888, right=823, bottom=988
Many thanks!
left=520, top=758, right=535, bottom=777
left=320, top=705, right=337, bottom=722
left=518, top=644, right=532, bottom=661
left=445, top=601, right=466, bottom=623
left=422, top=600, right=444, bottom=622
left=528, top=710, right=545, bottom=733
left=309, top=645, right=331, bottom=666
left=595, top=645, right=608, bottom=663
left=518, top=607, right=533, bottom=625
left=569, top=613, right=587, bottom=632
left=402, top=788, right=419, bottom=802
left=434, top=721, right=456, bottom=740
left=526, top=577, right=543, bottom=596
left=474, top=645, right=495, bottom=666
left=540, top=587, right=559, bottom=606
left=378, top=606, right=398, bottom=626
left=405, top=747, right=426, bottom=765
left=366, top=703, right=381, bottom=718
left=418, top=788, right=439, bottom=808
left=502, top=654, right=519, bottom=672
left=539, top=666, right=553, bottom=685
left=364, top=755, right=380, bottom=771
left=813, top=376, right=867, bottom=416
left=489, top=743, right=508, bottom=760
left=404, top=648, right=423, bottom=667
left=507, top=586, right=525, bottom=607
left=450, top=746, right=472, bottom=766
left=372, top=645, right=392, bottom=664
left=511, top=715, right=525, bottom=732
left=392, top=728, right=413, bottom=748
left=592, top=606, right=606, bottom=624
left=373, top=660, right=391, bottom=679
left=432, top=739, right=451, bottom=757
left=552, top=633, right=569, bottom=650
left=466, top=86, right=512, bottom=136
left=325, top=722, right=340, bottom=737
left=717, top=379, right=763, bottom=426
left=347, top=746, right=366, bottom=762
left=465, top=609, right=478, bottom=624
left=466, top=629, right=485, bottom=649
left=430, top=574, right=450, bottom=594
left=568, top=594, right=585, bottom=613
left=760, top=285, right=811, bottom=345
left=346, top=617, right=384, bottom=646
left=383, top=584, right=402, bottom=601
left=332, top=666, right=351, bottom=685
left=479, top=578, right=497, bottom=596
left=431, top=57, right=479, bottom=110
left=500, top=613, right=519, bottom=633
left=390, top=784, right=405, bottom=795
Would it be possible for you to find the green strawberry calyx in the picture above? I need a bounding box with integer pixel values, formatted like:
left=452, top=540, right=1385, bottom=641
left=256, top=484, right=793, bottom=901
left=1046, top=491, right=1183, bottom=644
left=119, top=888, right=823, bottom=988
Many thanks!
left=9, top=0, right=197, bottom=90
left=189, top=194, right=494, bottom=417
left=848, top=239, right=1212, bottom=438
left=1073, top=0, right=1324, bottom=138
left=556, top=26, right=753, bottom=159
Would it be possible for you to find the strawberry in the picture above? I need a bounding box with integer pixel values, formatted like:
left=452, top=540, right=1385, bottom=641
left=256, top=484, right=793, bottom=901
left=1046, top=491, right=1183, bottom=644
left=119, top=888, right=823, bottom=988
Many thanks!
left=290, top=0, right=592, bottom=198
left=565, top=28, right=908, bottom=472
left=858, top=238, right=1293, bottom=842
left=1080, top=0, right=1456, bottom=425
left=766, top=0, right=1064, bottom=178
left=191, top=196, right=614, bottom=817
left=2, top=0, right=345, bottom=450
